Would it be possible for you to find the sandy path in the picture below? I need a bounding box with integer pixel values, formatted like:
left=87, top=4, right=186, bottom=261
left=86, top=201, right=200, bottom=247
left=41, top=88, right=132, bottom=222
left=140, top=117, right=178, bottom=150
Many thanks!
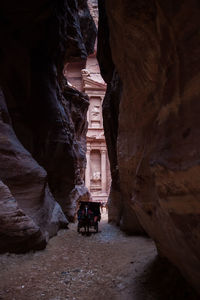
left=0, top=213, right=198, bottom=300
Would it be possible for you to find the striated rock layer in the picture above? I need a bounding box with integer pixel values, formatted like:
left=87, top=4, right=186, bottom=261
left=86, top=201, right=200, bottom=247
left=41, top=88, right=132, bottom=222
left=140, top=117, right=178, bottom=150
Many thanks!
left=0, top=0, right=96, bottom=252
left=98, top=0, right=200, bottom=294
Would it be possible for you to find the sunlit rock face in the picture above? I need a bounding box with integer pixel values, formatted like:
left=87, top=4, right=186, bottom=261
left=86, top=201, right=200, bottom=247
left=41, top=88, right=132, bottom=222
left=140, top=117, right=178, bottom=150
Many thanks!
left=97, top=0, right=144, bottom=233
left=0, top=0, right=96, bottom=252
left=98, top=0, right=200, bottom=293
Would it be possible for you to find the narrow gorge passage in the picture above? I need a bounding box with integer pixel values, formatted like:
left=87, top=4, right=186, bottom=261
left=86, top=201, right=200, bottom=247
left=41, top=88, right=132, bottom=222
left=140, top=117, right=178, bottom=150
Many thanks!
left=1, top=0, right=200, bottom=298
left=0, top=213, right=197, bottom=300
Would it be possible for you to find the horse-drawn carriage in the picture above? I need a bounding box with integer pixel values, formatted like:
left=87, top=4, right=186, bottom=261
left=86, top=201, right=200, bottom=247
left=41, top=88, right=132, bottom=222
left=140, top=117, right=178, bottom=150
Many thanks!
left=77, top=201, right=101, bottom=233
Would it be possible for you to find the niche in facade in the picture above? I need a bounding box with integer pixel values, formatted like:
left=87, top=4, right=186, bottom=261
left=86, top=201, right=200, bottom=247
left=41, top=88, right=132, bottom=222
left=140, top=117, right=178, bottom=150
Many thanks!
left=90, top=149, right=101, bottom=191
left=89, top=97, right=102, bottom=128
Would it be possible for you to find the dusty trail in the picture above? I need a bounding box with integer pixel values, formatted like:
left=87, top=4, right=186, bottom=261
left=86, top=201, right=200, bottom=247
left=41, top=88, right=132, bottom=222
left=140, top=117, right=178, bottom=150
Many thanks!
left=0, top=213, right=198, bottom=300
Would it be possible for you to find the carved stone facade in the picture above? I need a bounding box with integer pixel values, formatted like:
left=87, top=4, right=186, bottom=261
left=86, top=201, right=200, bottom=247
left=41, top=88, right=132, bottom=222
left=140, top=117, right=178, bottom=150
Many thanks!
left=64, top=54, right=111, bottom=204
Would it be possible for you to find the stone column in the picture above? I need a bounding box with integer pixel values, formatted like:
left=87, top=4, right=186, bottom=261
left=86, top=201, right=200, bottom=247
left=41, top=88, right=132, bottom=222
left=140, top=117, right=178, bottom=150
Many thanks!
left=101, top=149, right=107, bottom=193
left=85, top=149, right=90, bottom=191
left=87, top=93, right=91, bottom=128
left=100, top=97, right=103, bottom=128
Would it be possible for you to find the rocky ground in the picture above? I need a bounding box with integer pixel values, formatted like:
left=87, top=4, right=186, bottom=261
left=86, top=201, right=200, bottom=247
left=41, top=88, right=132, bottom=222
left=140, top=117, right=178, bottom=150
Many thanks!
left=0, top=212, right=198, bottom=300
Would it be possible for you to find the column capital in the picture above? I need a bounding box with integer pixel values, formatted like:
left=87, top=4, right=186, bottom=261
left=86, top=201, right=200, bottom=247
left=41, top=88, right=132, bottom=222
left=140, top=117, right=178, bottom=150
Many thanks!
left=86, top=145, right=91, bottom=152
left=101, top=149, right=107, bottom=154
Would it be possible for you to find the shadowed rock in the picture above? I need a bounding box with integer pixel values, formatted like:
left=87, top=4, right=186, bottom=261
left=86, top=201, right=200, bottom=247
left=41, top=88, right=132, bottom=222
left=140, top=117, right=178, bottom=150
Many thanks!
left=97, top=1, right=144, bottom=233
left=0, top=0, right=96, bottom=252
left=0, top=89, right=68, bottom=252
left=97, top=0, right=200, bottom=294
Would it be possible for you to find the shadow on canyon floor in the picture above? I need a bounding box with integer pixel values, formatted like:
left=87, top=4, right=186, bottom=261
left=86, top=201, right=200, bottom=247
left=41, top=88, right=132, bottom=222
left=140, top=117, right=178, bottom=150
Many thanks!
left=132, top=256, right=198, bottom=300
left=0, top=212, right=198, bottom=300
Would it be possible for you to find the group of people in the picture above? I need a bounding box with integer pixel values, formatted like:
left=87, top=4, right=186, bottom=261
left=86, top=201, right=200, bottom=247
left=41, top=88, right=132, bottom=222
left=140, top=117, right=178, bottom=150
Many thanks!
left=100, top=202, right=108, bottom=213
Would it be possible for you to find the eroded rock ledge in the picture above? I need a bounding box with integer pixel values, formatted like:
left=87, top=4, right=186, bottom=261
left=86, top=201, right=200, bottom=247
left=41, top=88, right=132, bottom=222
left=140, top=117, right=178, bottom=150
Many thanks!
left=0, top=0, right=96, bottom=252
left=98, top=0, right=200, bottom=294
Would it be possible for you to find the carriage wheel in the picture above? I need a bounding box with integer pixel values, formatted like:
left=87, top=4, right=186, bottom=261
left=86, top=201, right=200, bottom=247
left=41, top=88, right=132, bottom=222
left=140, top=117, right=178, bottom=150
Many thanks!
left=77, top=222, right=81, bottom=233
left=86, top=225, right=90, bottom=234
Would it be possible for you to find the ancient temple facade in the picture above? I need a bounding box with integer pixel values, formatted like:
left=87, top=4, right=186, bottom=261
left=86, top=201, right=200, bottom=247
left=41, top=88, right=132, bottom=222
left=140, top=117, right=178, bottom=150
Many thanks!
left=65, top=54, right=111, bottom=204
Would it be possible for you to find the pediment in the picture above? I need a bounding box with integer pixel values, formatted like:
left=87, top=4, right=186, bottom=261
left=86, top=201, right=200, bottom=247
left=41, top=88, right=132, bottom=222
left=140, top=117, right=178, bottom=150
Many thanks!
left=83, top=77, right=106, bottom=90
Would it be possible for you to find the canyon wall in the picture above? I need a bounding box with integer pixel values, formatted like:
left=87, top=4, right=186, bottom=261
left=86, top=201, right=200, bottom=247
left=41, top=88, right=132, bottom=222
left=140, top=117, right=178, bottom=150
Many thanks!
left=98, top=0, right=200, bottom=293
left=0, top=0, right=96, bottom=252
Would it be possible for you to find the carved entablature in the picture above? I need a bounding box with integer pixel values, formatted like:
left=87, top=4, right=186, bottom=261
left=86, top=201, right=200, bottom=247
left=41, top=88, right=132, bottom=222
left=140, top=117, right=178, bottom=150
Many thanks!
left=81, top=71, right=106, bottom=92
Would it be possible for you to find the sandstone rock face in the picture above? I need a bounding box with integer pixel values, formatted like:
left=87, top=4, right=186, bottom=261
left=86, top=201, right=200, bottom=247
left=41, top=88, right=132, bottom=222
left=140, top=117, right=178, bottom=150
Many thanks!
left=78, top=0, right=97, bottom=54
left=0, top=180, right=46, bottom=253
left=102, top=71, right=123, bottom=226
left=98, top=0, right=200, bottom=293
left=0, top=0, right=96, bottom=252
left=88, top=0, right=98, bottom=27
left=0, top=89, right=67, bottom=252
left=97, top=0, right=145, bottom=233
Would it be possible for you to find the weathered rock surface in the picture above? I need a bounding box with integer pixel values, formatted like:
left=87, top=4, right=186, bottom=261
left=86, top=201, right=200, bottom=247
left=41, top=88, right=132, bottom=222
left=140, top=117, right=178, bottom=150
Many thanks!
left=0, top=180, right=46, bottom=253
left=102, top=71, right=123, bottom=226
left=0, top=88, right=67, bottom=252
left=97, top=0, right=144, bottom=233
left=98, top=0, right=200, bottom=294
left=78, top=0, right=97, bottom=55
left=0, top=0, right=96, bottom=252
